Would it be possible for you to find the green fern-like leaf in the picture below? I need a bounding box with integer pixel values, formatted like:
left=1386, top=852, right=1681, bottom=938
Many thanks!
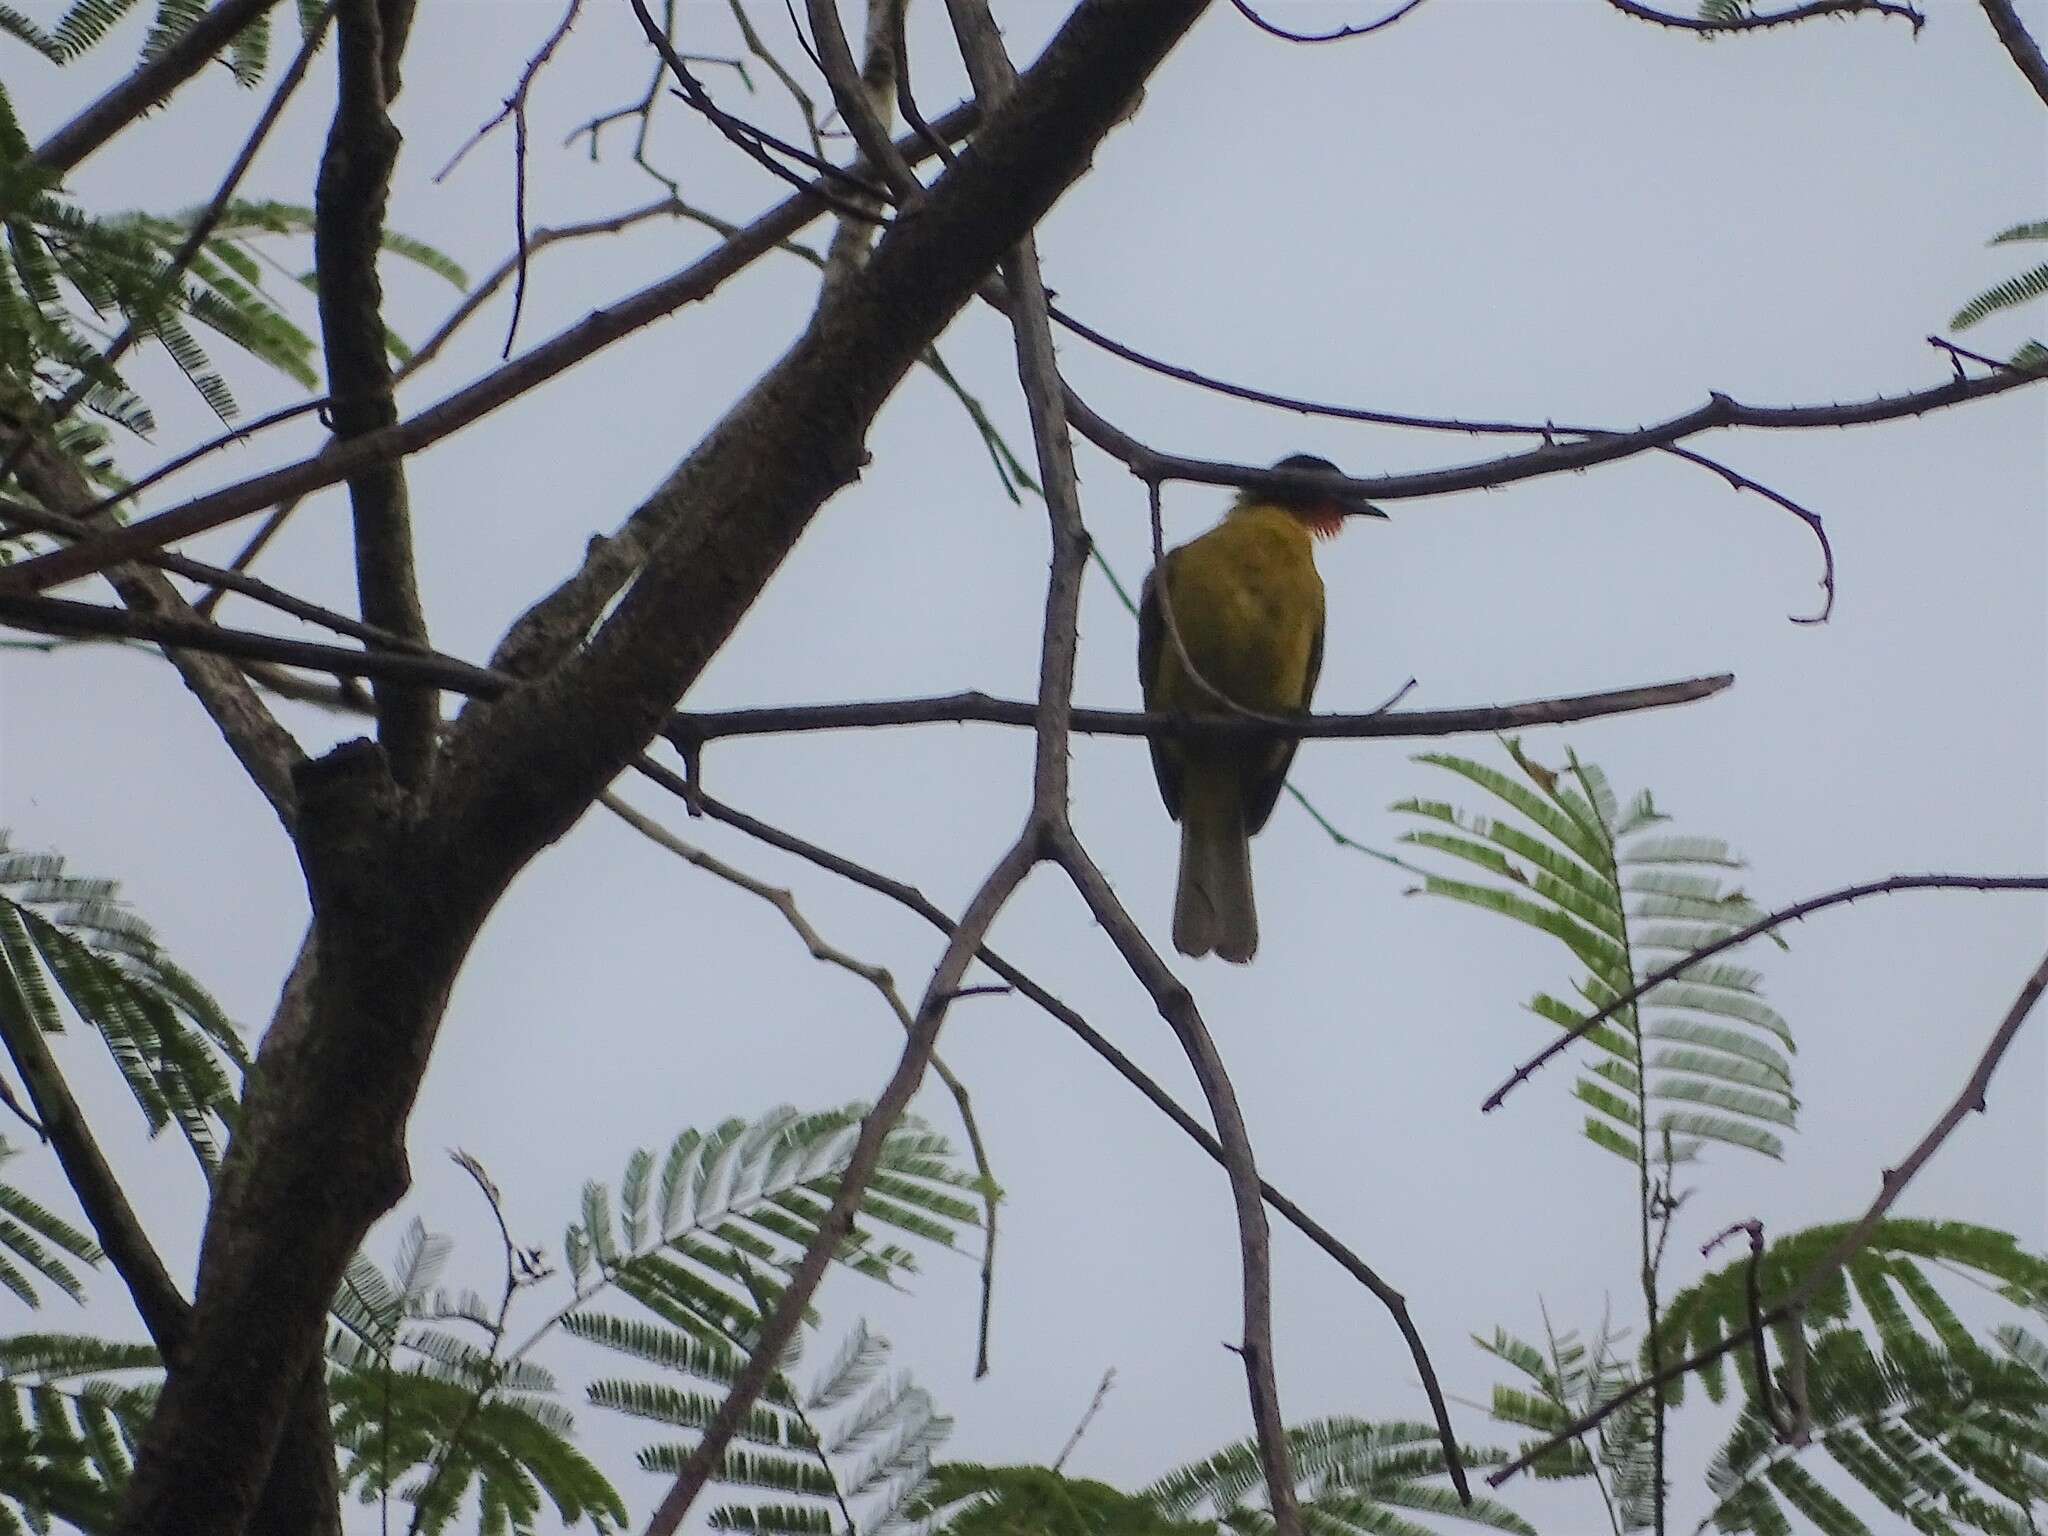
left=1397, top=747, right=1792, bottom=1175
left=1952, top=258, right=2048, bottom=331
left=0, top=837, right=243, bottom=1174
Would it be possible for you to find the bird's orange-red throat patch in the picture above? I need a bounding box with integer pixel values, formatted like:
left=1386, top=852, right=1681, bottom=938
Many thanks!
left=1304, top=503, right=1347, bottom=540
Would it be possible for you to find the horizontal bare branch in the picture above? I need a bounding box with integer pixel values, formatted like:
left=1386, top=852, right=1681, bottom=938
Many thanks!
left=1603, top=0, right=1922, bottom=31
left=1068, top=363, right=2045, bottom=509
left=0, top=597, right=1729, bottom=752
left=667, top=675, right=1732, bottom=745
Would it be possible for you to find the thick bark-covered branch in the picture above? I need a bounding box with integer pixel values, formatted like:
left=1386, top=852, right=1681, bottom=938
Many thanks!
left=29, top=0, right=289, bottom=177
left=316, top=0, right=435, bottom=784
left=111, top=10, right=1205, bottom=1534
left=0, top=1011, right=188, bottom=1349
left=1981, top=0, right=2048, bottom=106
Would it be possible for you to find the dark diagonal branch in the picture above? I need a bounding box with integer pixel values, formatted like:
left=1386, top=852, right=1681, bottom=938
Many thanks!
left=29, top=0, right=289, bottom=177
left=1484, top=872, right=2048, bottom=1112
left=316, top=0, right=435, bottom=785
left=1228, top=0, right=1430, bottom=44
left=1980, top=0, right=2048, bottom=106
left=0, top=104, right=980, bottom=599
left=0, top=1004, right=190, bottom=1352
left=1602, top=0, right=1922, bottom=32
left=1491, top=944, right=2048, bottom=1486
left=0, top=594, right=500, bottom=691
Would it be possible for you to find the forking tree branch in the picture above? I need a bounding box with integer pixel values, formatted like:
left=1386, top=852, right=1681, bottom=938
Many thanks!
left=111, top=7, right=1211, bottom=1530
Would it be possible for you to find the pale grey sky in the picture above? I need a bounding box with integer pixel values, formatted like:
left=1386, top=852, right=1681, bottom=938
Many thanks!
left=2, top=0, right=2045, bottom=1531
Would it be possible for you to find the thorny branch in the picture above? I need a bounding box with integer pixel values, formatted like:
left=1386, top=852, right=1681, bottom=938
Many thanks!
left=1228, top=0, right=1431, bottom=44
left=1601, top=0, right=1923, bottom=32
left=1491, top=944, right=2048, bottom=1486
left=1483, top=872, right=2048, bottom=1112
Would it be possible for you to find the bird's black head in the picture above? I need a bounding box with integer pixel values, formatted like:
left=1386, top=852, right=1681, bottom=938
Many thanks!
left=1265, top=452, right=1388, bottom=533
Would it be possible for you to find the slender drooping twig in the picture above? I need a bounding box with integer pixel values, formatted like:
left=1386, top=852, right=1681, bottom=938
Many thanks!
left=598, top=790, right=1001, bottom=1380
left=1483, top=873, right=2048, bottom=1112
left=1228, top=0, right=1430, bottom=44
left=433, top=0, right=589, bottom=357
left=1490, top=944, right=2048, bottom=1486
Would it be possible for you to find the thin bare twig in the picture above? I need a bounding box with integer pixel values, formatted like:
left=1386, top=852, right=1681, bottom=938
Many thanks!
left=597, top=791, right=1001, bottom=1380
left=1490, top=944, right=2048, bottom=1486
left=625, top=0, right=891, bottom=222
left=1701, top=1219, right=1794, bottom=1442
left=1228, top=0, right=1430, bottom=44
left=433, top=0, right=588, bottom=357
left=1483, top=872, right=2048, bottom=1112
left=1052, top=1368, right=1115, bottom=1472
left=1047, top=305, right=1840, bottom=620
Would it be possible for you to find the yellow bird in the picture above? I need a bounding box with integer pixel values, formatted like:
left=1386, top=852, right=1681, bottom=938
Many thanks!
left=1139, top=454, right=1384, bottom=963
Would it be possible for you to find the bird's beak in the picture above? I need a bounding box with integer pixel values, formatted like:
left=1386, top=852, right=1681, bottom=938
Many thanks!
left=1333, top=495, right=1389, bottom=521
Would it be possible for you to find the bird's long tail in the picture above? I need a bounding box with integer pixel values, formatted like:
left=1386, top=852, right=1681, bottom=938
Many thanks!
left=1173, top=774, right=1257, bottom=963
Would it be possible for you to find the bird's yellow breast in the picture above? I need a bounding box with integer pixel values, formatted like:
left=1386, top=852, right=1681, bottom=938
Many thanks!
left=1146, top=503, right=1324, bottom=716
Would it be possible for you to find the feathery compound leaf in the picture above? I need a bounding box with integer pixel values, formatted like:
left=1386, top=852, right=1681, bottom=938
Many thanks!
left=1951, top=260, right=2048, bottom=331
left=0, top=840, right=242, bottom=1171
